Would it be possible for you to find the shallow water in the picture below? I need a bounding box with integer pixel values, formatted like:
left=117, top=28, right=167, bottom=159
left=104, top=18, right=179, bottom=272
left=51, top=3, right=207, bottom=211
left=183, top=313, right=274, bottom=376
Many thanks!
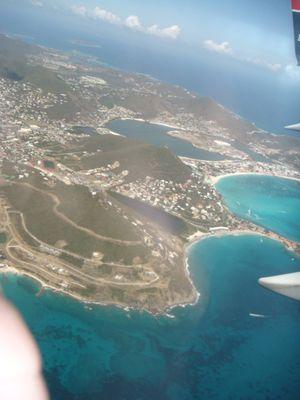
left=2, top=235, right=300, bottom=399
left=216, top=175, right=300, bottom=242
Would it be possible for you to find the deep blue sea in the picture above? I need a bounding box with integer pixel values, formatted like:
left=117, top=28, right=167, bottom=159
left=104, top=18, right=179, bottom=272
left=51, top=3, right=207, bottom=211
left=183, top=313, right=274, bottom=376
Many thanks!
left=1, top=176, right=300, bottom=400
left=1, top=3, right=300, bottom=135
left=2, top=235, right=300, bottom=400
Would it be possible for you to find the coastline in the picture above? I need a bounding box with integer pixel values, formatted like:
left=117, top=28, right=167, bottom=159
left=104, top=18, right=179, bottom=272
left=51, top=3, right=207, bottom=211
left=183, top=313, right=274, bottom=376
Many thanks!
left=1, top=172, right=298, bottom=317
left=168, top=253, right=201, bottom=313
left=0, top=261, right=200, bottom=317
left=186, top=229, right=300, bottom=249
left=116, top=117, right=182, bottom=131
left=1, top=226, right=299, bottom=317
left=184, top=228, right=300, bottom=303
left=166, top=222, right=300, bottom=316
left=0, top=265, right=134, bottom=311
left=210, top=172, right=300, bottom=186
left=149, top=120, right=184, bottom=131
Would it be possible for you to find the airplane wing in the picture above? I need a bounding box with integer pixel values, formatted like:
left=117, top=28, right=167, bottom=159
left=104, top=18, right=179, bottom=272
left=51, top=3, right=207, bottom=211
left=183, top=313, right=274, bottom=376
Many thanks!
left=285, top=123, right=300, bottom=131
left=259, top=272, right=300, bottom=301
left=292, top=0, right=300, bottom=65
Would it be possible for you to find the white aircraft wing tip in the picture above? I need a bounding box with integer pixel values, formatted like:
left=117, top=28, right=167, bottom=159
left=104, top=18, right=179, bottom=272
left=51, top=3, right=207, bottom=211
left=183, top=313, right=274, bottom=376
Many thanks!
left=258, top=272, right=300, bottom=301
left=285, top=123, right=300, bottom=131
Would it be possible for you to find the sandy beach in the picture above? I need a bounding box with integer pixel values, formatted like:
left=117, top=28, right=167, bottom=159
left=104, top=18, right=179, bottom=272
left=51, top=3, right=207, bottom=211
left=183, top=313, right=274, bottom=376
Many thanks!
left=118, top=117, right=182, bottom=131
left=210, top=172, right=300, bottom=186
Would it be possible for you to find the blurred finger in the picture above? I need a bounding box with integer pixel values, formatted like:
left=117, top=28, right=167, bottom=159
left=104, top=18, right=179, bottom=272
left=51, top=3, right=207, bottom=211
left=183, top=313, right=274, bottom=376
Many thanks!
left=0, top=296, right=48, bottom=400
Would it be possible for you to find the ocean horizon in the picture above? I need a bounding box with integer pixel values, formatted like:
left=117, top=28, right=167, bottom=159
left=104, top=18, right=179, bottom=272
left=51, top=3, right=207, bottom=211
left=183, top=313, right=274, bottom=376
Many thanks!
left=0, top=3, right=299, bottom=136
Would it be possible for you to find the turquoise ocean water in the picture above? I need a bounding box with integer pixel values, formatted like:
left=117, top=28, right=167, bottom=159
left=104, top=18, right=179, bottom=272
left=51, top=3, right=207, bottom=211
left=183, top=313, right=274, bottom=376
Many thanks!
left=1, top=176, right=300, bottom=399
left=216, top=175, right=300, bottom=242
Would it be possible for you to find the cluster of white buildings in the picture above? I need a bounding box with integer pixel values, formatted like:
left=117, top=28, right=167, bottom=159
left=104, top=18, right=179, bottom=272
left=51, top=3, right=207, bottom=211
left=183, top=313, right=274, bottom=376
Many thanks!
left=115, top=174, right=230, bottom=229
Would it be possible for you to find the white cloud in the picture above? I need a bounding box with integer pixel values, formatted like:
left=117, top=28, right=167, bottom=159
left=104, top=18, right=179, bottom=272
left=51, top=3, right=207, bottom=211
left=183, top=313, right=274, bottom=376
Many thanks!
left=247, top=58, right=282, bottom=72
left=284, top=64, right=300, bottom=79
left=70, top=5, right=180, bottom=40
left=203, top=40, right=233, bottom=55
left=71, top=5, right=86, bottom=16
left=124, top=16, right=180, bottom=39
left=92, top=6, right=121, bottom=24
left=30, top=0, right=43, bottom=6
left=125, top=15, right=143, bottom=30
left=203, top=39, right=284, bottom=73
left=267, top=63, right=282, bottom=72
left=147, top=24, right=181, bottom=40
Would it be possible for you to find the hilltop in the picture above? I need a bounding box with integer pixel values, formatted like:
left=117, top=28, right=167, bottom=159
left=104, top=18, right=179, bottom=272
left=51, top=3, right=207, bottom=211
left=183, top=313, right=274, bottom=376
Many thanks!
left=0, top=34, right=70, bottom=94
left=71, top=134, right=191, bottom=183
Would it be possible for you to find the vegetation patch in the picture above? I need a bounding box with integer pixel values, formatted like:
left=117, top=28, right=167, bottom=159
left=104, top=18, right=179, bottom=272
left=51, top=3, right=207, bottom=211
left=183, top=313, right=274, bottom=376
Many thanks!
left=0, top=232, right=7, bottom=244
left=75, top=134, right=191, bottom=183
left=2, top=183, right=148, bottom=264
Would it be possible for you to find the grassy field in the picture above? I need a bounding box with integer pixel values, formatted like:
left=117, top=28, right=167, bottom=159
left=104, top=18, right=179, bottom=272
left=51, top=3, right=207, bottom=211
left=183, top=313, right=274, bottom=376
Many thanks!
left=0, top=232, right=7, bottom=244
left=2, top=183, right=148, bottom=264
left=14, top=172, right=140, bottom=242
left=59, top=252, right=84, bottom=268
left=68, top=134, right=191, bottom=183
left=46, top=99, right=80, bottom=120
left=52, top=183, right=139, bottom=240
left=8, top=212, right=39, bottom=249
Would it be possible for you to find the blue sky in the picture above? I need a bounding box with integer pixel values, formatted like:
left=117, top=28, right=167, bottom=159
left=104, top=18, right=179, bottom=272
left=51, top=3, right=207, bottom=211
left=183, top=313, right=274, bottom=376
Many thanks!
left=2, top=1, right=295, bottom=62
left=15, top=0, right=294, bottom=64
left=7, top=0, right=296, bottom=72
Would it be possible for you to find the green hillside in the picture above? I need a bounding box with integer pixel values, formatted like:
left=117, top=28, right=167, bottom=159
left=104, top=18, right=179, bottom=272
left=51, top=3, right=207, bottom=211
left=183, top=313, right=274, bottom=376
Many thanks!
left=76, top=134, right=191, bottom=183
left=0, top=34, right=70, bottom=94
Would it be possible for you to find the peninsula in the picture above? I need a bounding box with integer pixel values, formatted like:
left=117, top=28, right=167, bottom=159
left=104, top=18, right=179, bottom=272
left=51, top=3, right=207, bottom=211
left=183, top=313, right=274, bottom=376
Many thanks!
left=0, top=34, right=299, bottom=313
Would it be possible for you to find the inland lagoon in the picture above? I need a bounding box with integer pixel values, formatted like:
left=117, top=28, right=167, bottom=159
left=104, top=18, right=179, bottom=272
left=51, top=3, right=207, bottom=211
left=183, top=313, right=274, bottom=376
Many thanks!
left=106, top=119, right=226, bottom=161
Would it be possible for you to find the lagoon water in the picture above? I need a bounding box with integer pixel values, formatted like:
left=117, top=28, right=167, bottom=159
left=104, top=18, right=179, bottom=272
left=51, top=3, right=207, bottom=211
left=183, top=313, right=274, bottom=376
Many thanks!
left=2, top=235, right=300, bottom=399
left=111, top=192, right=187, bottom=236
left=216, top=175, right=300, bottom=242
left=106, top=119, right=226, bottom=161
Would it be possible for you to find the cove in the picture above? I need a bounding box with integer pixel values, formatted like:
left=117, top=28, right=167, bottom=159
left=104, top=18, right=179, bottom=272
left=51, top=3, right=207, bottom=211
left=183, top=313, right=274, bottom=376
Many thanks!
left=215, top=174, right=300, bottom=242
left=106, top=119, right=226, bottom=161
left=2, top=234, right=300, bottom=400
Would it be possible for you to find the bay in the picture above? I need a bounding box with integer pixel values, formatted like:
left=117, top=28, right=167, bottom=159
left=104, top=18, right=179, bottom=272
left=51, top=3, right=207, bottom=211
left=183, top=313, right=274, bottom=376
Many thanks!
left=216, top=175, right=300, bottom=242
left=2, top=234, right=300, bottom=399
